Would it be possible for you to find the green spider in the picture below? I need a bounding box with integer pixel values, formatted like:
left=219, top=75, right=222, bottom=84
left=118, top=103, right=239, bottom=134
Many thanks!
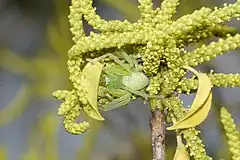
left=88, top=51, right=163, bottom=111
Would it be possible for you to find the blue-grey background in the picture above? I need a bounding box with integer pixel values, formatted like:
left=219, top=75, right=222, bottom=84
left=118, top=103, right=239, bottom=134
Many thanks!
left=0, top=0, right=239, bottom=160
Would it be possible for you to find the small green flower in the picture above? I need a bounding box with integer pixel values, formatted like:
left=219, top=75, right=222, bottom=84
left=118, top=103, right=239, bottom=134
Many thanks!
left=220, top=107, right=240, bottom=160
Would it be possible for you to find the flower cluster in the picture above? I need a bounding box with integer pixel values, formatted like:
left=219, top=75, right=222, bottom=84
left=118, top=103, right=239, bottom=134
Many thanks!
left=220, top=107, right=240, bottom=160
left=53, top=0, right=240, bottom=159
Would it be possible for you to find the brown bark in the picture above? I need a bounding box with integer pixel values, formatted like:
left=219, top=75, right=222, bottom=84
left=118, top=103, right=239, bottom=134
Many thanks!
left=150, top=109, right=165, bottom=160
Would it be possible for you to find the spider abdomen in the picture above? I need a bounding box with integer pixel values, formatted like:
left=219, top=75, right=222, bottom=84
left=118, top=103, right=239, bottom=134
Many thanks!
left=122, top=72, right=149, bottom=91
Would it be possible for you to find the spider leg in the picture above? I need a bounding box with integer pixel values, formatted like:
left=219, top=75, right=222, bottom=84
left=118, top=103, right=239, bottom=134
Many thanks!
left=122, top=86, right=164, bottom=99
left=119, top=51, right=139, bottom=69
left=100, top=91, right=132, bottom=111
left=87, top=53, right=131, bottom=73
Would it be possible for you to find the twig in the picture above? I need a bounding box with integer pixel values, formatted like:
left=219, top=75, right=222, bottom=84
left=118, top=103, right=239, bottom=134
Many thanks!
left=150, top=108, right=165, bottom=160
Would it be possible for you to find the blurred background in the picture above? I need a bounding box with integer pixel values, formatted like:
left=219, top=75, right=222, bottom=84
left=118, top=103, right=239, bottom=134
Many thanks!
left=0, top=0, right=239, bottom=159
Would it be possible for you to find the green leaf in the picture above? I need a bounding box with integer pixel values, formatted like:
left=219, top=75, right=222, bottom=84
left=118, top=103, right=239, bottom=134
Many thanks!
left=167, top=66, right=212, bottom=130
left=173, top=144, right=190, bottom=160
left=168, top=92, right=212, bottom=130
left=81, top=62, right=105, bottom=121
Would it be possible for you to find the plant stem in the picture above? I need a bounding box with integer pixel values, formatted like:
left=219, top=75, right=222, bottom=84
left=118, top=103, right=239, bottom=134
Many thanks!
left=150, top=108, right=165, bottom=160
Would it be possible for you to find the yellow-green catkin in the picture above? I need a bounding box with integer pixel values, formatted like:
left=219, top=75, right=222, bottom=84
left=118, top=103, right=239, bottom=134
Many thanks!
left=53, top=90, right=78, bottom=116
left=220, top=107, right=240, bottom=160
left=54, top=0, right=240, bottom=138
left=183, top=34, right=240, bottom=67
left=178, top=24, right=237, bottom=45
left=177, top=73, right=240, bottom=93
left=63, top=104, right=90, bottom=134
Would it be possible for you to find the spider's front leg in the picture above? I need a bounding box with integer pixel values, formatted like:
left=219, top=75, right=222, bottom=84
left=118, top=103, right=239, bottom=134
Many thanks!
left=87, top=53, right=131, bottom=73
left=117, top=51, right=139, bottom=70
left=99, top=89, right=132, bottom=111
left=123, top=86, right=164, bottom=100
left=87, top=51, right=139, bottom=72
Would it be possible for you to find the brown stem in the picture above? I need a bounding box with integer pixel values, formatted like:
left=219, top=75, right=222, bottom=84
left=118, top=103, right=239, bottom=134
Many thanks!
left=150, top=108, right=165, bottom=160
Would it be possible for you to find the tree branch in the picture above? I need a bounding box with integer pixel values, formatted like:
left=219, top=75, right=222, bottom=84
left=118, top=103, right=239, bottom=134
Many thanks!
left=150, top=108, right=165, bottom=160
